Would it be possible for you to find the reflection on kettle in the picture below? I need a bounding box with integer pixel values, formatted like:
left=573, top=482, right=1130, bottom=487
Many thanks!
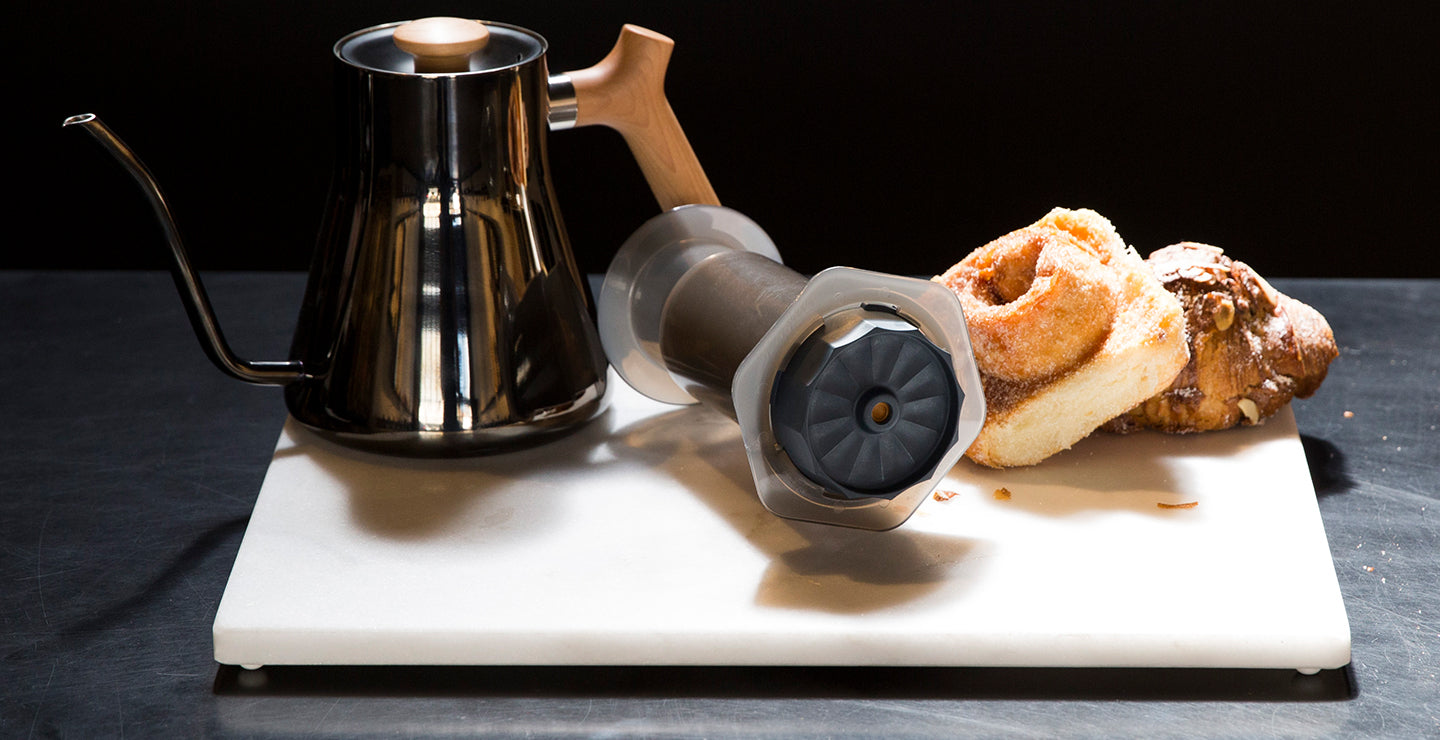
left=66, top=19, right=718, bottom=456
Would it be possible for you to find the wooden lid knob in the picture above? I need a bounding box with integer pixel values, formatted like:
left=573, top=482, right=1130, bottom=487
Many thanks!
left=393, top=17, right=490, bottom=73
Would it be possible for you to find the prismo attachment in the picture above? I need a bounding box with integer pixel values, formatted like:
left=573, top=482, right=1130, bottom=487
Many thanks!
left=598, top=205, right=985, bottom=530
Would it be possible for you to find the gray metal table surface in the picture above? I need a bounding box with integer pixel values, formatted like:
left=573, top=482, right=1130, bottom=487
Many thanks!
left=1, top=271, right=1435, bottom=738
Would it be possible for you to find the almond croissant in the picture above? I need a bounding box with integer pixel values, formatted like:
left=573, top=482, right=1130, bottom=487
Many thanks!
left=1106, top=242, right=1337, bottom=433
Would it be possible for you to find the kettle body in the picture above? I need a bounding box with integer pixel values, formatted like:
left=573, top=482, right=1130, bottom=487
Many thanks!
left=284, top=22, right=605, bottom=453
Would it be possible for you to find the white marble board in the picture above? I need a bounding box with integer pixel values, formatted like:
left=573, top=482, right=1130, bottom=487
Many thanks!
left=213, top=372, right=1351, bottom=671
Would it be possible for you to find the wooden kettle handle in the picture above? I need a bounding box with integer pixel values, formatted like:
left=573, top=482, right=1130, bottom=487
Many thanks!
left=565, top=25, right=720, bottom=210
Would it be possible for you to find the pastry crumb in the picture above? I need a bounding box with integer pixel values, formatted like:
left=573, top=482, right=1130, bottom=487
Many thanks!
left=994, top=487, right=1012, bottom=500
left=1157, top=501, right=1199, bottom=509
left=1343, top=410, right=1355, bottom=418
left=932, top=489, right=960, bottom=502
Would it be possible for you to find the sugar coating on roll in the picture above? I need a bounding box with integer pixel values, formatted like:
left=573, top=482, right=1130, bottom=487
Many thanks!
left=934, top=208, right=1189, bottom=467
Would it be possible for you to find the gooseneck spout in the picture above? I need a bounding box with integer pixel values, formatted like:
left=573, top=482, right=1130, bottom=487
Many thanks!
left=64, top=114, right=306, bottom=385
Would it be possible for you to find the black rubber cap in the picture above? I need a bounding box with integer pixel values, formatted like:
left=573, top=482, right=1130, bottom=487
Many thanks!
left=770, top=314, right=961, bottom=500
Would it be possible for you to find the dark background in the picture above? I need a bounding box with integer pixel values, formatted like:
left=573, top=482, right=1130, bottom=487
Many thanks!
left=18, top=1, right=1440, bottom=278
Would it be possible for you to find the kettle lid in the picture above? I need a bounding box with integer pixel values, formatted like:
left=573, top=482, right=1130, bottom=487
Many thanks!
left=336, top=18, right=545, bottom=76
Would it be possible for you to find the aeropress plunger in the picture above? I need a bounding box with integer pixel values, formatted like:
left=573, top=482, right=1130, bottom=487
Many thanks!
left=598, top=205, right=985, bottom=530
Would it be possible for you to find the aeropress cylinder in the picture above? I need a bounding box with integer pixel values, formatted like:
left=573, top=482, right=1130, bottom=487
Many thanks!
left=598, top=205, right=986, bottom=530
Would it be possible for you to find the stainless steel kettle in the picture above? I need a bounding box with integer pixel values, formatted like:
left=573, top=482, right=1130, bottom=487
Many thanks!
left=66, top=18, right=718, bottom=455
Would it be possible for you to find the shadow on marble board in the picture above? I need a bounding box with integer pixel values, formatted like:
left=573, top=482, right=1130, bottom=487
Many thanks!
left=276, top=400, right=990, bottom=616
left=606, top=402, right=989, bottom=614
